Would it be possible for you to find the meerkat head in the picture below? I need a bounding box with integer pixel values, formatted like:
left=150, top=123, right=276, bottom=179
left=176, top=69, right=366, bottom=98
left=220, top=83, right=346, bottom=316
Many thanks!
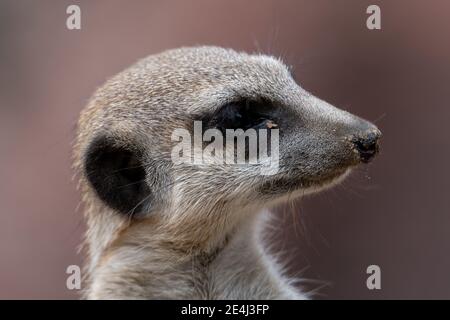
left=75, top=46, right=381, bottom=251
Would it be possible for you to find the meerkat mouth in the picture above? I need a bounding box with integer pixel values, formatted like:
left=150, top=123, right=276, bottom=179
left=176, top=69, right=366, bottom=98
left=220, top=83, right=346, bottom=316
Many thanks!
left=258, top=167, right=350, bottom=196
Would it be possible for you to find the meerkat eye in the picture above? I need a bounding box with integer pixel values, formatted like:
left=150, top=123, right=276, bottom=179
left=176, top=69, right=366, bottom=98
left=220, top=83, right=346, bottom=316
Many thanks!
left=207, top=99, right=278, bottom=132
left=84, top=135, right=151, bottom=216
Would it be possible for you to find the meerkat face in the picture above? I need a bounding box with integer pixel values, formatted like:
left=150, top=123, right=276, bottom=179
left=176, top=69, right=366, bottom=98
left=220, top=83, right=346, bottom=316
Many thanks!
left=78, top=47, right=381, bottom=220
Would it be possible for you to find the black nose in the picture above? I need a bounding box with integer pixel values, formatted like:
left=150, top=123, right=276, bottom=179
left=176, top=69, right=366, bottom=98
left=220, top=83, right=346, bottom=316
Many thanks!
left=352, top=130, right=381, bottom=163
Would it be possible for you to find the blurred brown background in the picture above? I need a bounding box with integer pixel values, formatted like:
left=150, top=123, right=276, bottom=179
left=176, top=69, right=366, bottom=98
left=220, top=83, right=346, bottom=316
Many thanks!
left=0, top=0, right=449, bottom=299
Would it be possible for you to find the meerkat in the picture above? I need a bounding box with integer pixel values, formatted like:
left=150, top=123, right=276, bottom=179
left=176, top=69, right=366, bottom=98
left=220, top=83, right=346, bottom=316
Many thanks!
left=73, top=46, right=381, bottom=299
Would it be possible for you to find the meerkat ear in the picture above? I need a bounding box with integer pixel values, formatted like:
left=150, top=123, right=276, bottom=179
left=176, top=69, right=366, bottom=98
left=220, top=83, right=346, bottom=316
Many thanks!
left=83, top=135, right=152, bottom=217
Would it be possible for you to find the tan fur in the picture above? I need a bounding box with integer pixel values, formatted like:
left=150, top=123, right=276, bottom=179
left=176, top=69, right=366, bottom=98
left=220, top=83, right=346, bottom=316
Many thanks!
left=74, top=46, right=380, bottom=299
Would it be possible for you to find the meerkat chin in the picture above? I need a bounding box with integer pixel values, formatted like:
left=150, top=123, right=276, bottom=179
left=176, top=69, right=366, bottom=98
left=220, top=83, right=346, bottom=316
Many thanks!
left=73, top=46, right=381, bottom=299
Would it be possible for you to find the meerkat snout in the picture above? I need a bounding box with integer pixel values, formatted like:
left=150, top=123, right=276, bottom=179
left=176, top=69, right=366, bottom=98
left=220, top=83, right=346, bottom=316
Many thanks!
left=350, top=129, right=382, bottom=163
left=74, top=46, right=382, bottom=299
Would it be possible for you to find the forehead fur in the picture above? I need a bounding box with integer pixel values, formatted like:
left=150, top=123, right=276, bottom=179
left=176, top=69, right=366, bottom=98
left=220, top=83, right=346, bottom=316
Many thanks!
left=75, top=46, right=297, bottom=155
left=102, top=46, right=293, bottom=110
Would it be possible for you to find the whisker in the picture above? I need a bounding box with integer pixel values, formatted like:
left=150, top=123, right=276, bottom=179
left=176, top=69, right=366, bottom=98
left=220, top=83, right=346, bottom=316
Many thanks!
left=372, top=112, right=387, bottom=124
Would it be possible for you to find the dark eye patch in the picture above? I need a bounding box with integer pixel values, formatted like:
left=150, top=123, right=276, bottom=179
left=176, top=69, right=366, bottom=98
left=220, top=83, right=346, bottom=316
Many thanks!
left=204, top=99, right=279, bottom=133
left=197, top=99, right=280, bottom=162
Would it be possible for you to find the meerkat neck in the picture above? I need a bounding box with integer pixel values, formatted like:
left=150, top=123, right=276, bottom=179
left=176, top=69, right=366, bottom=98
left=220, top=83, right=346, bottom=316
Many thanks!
left=86, top=207, right=304, bottom=299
